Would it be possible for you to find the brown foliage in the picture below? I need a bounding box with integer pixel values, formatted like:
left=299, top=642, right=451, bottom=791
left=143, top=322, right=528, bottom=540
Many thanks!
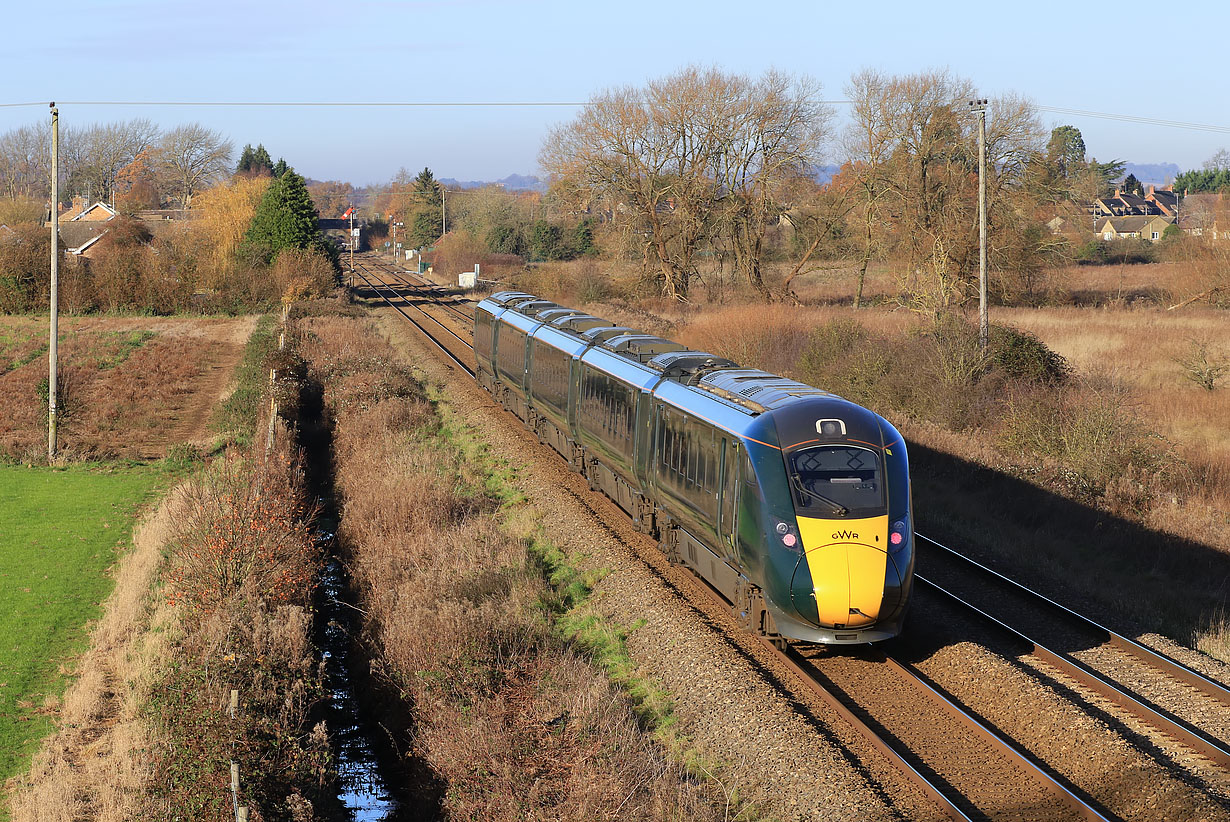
left=302, top=315, right=723, bottom=821
left=165, top=451, right=317, bottom=612
left=271, top=247, right=337, bottom=302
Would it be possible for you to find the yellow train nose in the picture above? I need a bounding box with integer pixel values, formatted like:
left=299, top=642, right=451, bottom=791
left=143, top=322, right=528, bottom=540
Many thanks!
left=797, top=517, right=888, bottom=628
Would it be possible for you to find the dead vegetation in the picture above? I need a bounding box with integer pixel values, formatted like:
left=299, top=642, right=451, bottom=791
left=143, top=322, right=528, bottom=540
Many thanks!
left=296, top=313, right=728, bottom=821
left=0, top=316, right=257, bottom=461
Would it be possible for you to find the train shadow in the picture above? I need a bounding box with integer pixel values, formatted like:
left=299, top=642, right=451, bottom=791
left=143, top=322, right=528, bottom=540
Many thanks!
left=904, top=439, right=1229, bottom=656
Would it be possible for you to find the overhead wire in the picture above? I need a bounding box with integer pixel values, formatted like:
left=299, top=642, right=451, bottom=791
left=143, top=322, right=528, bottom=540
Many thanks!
left=1, top=99, right=1226, bottom=136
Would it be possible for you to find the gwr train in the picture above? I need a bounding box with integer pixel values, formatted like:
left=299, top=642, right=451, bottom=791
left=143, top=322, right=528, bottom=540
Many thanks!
left=474, top=292, right=914, bottom=645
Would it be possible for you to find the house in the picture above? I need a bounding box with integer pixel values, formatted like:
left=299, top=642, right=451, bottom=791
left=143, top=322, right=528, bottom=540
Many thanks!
left=56, top=222, right=110, bottom=257
left=1145, top=185, right=1179, bottom=217
left=71, top=202, right=117, bottom=222
left=1178, top=192, right=1228, bottom=240
left=1094, top=214, right=1175, bottom=242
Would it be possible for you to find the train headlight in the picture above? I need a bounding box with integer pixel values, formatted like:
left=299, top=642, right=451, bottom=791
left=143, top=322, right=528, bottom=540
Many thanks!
left=889, top=517, right=910, bottom=554
left=774, top=518, right=802, bottom=552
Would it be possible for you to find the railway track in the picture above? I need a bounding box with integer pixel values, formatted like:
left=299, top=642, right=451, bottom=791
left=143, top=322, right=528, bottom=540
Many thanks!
left=914, top=533, right=1230, bottom=770
left=347, top=255, right=1230, bottom=820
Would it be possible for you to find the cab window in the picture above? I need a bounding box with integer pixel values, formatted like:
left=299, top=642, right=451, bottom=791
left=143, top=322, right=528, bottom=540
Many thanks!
left=786, top=445, right=884, bottom=517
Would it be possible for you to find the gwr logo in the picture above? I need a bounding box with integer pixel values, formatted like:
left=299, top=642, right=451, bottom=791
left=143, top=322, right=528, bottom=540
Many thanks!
left=832, top=530, right=859, bottom=540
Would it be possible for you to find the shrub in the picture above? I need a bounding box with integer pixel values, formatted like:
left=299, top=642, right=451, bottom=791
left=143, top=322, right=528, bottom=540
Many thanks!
left=989, top=324, right=1071, bottom=385
left=271, top=247, right=338, bottom=302
left=164, top=452, right=317, bottom=612
left=1174, top=338, right=1227, bottom=391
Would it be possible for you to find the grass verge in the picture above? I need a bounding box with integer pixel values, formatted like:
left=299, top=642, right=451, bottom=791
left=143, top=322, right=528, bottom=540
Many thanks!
left=0, top=464, right=165, bottom=805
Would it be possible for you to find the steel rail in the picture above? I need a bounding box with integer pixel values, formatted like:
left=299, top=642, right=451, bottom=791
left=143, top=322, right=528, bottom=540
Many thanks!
left=878, top=651, right=1112, bottom=822
left=350, top=265, right=475, bottom=376
left=356, top=263, right=475, bottom=350
left=366, top=259, right=476, bottom=325
left=916, top=533, right=1230, bottom=709
left=915, top=574, right=1230, bottom=770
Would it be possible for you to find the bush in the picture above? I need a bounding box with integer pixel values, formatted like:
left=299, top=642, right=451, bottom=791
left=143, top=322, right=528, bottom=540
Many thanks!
left=989, top=324, right=1071, bottom=385
left=271, top=247, right=338, bottom=302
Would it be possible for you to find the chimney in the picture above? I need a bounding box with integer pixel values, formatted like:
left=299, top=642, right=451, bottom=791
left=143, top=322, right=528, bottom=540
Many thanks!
left=1147, top=184, right=1155, bottom=196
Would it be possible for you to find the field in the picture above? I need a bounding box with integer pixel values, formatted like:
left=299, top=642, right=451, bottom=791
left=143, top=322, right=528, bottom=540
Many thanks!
left=0, top=464, right=164, bottom=789
left=0, top=316, right=257, bottom=461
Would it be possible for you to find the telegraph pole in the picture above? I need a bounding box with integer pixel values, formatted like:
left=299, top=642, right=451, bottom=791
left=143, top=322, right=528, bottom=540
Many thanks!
left=348, top=205, right=354, bottom=275
left=968, top=98, right=989, bottom=351
left=48, top=103, right=60, bottom=460
left=441, top=187, right=446, bottom=235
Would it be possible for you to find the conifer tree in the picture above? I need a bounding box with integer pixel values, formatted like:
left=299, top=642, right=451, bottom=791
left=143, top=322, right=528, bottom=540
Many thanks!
left=406, top=167, right=443, bottom=247
left=252, top=144, right=273, bottom=174
left=273, top=158, right=288, bottom=178
left=240, top=168, right=324, bottom=264
left=236, top=144, right=255, bottom=174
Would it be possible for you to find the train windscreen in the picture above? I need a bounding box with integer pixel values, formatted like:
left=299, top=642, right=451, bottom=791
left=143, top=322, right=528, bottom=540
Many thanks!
left=786, top=445, right=885, bottom=517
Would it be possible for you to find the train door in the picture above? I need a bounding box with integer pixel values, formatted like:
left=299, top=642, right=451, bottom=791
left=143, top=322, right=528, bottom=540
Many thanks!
left=719, top=438, right=740, bottom=564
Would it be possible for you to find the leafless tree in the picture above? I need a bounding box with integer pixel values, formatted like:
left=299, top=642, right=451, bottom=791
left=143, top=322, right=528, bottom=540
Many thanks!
left=710, top=70, right=832, bottom=301
left=543, top=67, right=734, bottom=300
left=0, top=122, right=52, bottom=199
left=844, top=69, right=1044, bottom=314
left=63, top=118, right=161, bottom=205
left=156, top=123, right=233, bottom=210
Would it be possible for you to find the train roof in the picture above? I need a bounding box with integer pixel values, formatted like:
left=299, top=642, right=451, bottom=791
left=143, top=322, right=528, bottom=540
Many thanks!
left=601, top=334, right=687, bottom=363
left=550, top=313, right=612, bottom=333
left=490, top=292, right=859, bottom=418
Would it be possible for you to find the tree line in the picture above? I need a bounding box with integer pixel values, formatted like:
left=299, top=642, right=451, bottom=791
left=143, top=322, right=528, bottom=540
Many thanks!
left=0, top=119, right=233, bottom=217
left=0, top=154, right=338, bottom=315
left=535, top=66, right=1215, bottom=307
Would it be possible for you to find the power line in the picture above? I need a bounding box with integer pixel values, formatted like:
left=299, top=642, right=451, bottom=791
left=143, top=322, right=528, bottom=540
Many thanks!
left=3, top=98, right=1227, bottom=135
left=1037, top=106, right=1230, bottom=135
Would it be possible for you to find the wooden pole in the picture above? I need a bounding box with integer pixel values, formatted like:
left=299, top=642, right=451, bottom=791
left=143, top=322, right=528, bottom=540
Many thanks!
left=48, top=104, right=60, bottom=460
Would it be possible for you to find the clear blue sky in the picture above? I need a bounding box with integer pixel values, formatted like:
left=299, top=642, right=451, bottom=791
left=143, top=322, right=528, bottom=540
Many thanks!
left=3, top=0, right=1225, bottom=186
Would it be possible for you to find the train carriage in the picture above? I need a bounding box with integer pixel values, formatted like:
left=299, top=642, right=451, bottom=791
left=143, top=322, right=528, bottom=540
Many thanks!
left=475, top=291, right=914, bottom=645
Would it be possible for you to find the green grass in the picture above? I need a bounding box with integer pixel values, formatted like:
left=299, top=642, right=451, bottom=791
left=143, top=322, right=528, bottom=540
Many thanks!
left=211, top=315, right=276, bottom=446
left=0, top=464, right=165, bottom=791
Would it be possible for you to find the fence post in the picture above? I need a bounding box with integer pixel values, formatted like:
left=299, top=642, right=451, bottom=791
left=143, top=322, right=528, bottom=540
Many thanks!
left=230, top=761, right=240, bottom=820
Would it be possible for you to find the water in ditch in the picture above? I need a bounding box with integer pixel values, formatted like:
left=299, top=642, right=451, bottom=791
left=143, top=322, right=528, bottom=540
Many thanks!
left=312, top=530, right=398, bottom=821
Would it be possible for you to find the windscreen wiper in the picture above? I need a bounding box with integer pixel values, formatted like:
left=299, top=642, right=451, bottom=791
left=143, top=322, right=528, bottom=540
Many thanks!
left=790, top=475, right=849, bottom=516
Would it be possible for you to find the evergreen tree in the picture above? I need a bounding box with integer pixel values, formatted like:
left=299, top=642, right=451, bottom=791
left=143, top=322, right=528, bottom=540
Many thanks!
left=273, top=158, right=288, bottom=178
left=406, top=167, right=443, bottom=247
left=1122, top=173, right=1144, bottom=197
left=236, top=144, right=255, bottom=174
left=240, top=168, right=324, bottom=264
left=412, top=167, right=441, bottom=207
left=1046, top=126, right=1086, bottom=179
left=252, top=144, right=273, bottom=174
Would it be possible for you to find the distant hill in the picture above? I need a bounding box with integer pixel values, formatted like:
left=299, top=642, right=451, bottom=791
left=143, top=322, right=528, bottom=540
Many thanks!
left=438, top=173, right=547, bottom=192
left=1122, top=162, right=1183, bottom=188
left=814, top=164, right=841, bottom=186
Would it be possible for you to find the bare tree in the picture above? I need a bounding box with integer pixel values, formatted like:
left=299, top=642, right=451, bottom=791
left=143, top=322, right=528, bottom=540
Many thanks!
left=156, top=123, right=233, bottom=210
left=844, top=70, right=1044, bottom=314
left=710, top=70, right=832, bottom=301
left=0, top=123, right=52, bottom=199
left=63, top=118, right=161, bottom=206
left=543, top=67, right=787, bottom=301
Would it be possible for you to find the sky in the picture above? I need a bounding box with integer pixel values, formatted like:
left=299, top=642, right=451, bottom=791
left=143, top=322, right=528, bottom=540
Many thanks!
left=3, top=0, right=1227, bottom=186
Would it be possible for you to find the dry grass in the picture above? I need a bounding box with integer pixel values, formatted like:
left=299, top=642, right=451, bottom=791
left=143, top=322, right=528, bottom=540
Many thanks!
left=301, top=314, right=727, bottom=821
left=0, top=316, right=256, bottom=461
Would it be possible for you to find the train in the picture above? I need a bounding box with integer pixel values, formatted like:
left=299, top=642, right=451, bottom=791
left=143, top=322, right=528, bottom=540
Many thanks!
left=473, top=291, right=914, bottom=645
